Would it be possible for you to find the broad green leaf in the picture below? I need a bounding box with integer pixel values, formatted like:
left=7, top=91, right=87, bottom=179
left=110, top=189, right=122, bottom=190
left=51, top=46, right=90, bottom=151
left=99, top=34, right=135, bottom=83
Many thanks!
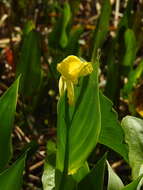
left=99, top=93, right=128, bottom=162
left=107, top=161, right=124, bottom=190
left=122, top=174, right=143, bottom=190
left=121, top=116, right=143, bottom=179
left=68, top=63, right=101, bottom=174
left=78, top=153, right=107, bottom=190
left=122, top=29, right=136, bottom=68
left=92, top=0, right=111, bottom=55
left=42, top=141, right=56, bottom=190
left=60, top=2, right=71, bottom=48
left=0, top=77, right=19, bottom=171
left=16, top=30, right=42, bottom=97
left=56, top=58, right=101, bottom=177
left=0, top=152, right=27, bottom=190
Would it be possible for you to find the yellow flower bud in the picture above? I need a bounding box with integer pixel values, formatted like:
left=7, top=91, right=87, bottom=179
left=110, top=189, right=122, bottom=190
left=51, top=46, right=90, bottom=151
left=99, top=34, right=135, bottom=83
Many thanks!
left=57, top=55, right=93, bottom=105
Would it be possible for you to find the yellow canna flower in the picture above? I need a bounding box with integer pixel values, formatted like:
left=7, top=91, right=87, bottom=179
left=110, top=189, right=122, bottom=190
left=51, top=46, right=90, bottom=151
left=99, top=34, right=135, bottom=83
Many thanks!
left=57, top=55, right=93, bottom=105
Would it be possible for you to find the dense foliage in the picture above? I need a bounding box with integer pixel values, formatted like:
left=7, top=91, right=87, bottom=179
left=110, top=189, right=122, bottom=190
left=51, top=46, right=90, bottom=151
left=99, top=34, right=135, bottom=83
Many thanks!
left=0, top=0, right=143, bottom=190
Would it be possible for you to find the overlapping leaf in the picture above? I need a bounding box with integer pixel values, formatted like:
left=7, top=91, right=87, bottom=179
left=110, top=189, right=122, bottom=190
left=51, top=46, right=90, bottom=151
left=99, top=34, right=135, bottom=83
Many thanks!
left=78, top=153, right=107, bottom=190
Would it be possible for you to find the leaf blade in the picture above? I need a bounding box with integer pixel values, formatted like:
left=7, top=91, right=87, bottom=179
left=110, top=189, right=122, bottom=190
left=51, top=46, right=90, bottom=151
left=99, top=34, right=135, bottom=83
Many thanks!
left=0, top=77, right=19, bottom=171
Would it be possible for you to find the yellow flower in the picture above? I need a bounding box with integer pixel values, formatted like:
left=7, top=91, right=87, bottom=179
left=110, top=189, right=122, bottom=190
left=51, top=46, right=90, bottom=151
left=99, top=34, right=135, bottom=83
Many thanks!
left=57, top=55, right=93, bottom=105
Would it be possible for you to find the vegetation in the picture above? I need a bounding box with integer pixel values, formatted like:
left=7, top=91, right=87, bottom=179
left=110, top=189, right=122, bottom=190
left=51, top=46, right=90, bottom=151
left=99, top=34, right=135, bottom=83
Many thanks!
left=0, top=0, right=143, bottom=189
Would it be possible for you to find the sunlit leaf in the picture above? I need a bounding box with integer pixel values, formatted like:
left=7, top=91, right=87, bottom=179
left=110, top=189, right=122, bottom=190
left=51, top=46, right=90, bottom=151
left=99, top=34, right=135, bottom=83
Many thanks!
left=42, top=163, right=55, bottom=190
left=42, top=141, right=56, bottom=190
left=122, top=116, right=143, bottom=179
left=107, top=161, right=124, bottom=190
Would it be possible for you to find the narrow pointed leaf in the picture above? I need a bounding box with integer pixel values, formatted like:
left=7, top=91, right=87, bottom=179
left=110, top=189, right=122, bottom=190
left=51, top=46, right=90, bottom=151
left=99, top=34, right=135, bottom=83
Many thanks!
left=0, top=77, right=19, bottom=171
left=122, top=29, right=136, bottom=68
left=107, top=161, right=124, bottom=190
left=60, top=2, right=71, bottom=48
left=92, top=0, right=111, bottom=55
left=16, top=30, right=42, bottom=97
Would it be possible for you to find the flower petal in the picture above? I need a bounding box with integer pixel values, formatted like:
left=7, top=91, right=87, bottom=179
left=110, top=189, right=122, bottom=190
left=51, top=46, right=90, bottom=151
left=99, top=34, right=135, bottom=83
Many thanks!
left=59, top=76, right=66, bottom=96
left=79, top=62, right=93, bottom=76
left=66, top=80, right=74, bottom=105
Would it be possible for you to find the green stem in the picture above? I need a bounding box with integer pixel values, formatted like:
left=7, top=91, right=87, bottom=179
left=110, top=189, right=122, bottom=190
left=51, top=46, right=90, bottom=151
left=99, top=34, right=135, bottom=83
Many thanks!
left=59, top=95, right=70, bottom=190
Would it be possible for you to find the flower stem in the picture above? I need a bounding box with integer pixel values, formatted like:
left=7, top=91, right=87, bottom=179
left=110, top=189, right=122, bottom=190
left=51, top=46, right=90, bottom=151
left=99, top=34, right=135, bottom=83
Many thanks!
left=59, top=95, right=70, bottom=190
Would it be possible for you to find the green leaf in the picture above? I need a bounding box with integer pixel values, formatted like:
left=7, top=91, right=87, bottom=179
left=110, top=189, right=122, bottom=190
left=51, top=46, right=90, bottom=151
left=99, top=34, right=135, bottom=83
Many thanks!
left=105, top=0, right=133, bottom=104
left=92, top=0, right=111, bottom=55
left=78, top=153, right=107, bottom=190
left=121, top=116, right=143, bottom=179
left=16, top=30, right=42, bottom=97
left=0, top=77, right=19, bottom=171
left=99, top=92, right=128, bottom=162
left=73, top=162, right=89, bottom=183
left=123, top=59, right=143, bottom=97
left=122, top=174, right=143, bottom=190
left=48, top=2, right=71, bottom=50
left=42, top=162, right=55, bottom=190
left=42, top=141, right=56, bottom=190
left=23, top=20, right=35, bottom=36
left=60, top=2, right=71, bottom=48
left=0, top=152, right=27, bottom=190
left=118, top=0, right=133, bottom=29
left=68, top=65, right=101, bottom=173
left=66, top=26, right=83, bottom=56
left=107, top=161, right=124, bottom=190
left=122, top=29, right=136, bottom=68
left=56, top=58, right=101, bottom=178
left=55, top=169, right=77, bottom=190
